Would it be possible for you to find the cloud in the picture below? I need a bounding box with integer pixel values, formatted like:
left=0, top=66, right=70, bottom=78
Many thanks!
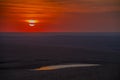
left=62, top=0, right=120, bottom=13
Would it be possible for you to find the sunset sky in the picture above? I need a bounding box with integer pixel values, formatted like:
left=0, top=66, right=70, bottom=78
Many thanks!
left=0, top=0, right=120, bottom=32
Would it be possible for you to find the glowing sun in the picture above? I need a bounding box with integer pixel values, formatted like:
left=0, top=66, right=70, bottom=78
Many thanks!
left=26, top=19, right=39, bottom=26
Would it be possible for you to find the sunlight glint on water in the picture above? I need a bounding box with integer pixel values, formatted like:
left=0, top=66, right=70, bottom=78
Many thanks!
left=33, top=64, right=100, bottom=71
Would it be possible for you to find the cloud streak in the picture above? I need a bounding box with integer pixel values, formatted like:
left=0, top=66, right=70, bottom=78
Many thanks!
left=0, top=0, right=119, bottom=32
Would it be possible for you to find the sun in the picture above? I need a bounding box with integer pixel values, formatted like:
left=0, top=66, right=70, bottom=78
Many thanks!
left=25, top=19, right=39, bottom=27
left=29, top=23, right=35, bottom=27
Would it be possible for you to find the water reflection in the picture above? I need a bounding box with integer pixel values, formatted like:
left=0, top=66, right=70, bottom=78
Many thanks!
left=34, top=64, right=100, bottom=71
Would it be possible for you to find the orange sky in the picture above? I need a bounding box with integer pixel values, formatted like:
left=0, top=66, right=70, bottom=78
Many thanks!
left=0, top=0, right=120, bottom=32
